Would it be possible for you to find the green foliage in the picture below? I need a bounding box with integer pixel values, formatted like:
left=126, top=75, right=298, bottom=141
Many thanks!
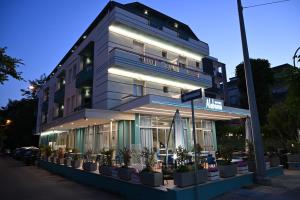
left=141, top=147, right=156, bottom=172
left=100, top=149, right=114, bottom=166
left=175, top=146, right=190, bottom=172
left=235, top=59, right=273, bottom=125
left=119, top=147, right=131, bottom=168
left=0, top=47, right=23, bottom=85
left=218, top=144, right=234, bottom=165
left=20, top=74, right=47, bottom=99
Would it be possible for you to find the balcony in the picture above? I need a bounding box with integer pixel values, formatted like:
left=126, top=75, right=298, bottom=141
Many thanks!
left=76, top=65, right=93, bottom=88
left=54, top=87, right=65, bottom=104
left=108, top=47, right=212, bottom=88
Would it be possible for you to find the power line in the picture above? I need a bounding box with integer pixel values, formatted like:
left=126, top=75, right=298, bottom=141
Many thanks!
left=243, top=0, right=290, bottom=9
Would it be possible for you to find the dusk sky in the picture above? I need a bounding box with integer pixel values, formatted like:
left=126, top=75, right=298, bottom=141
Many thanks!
left=0, top=0, right=299, bottom=106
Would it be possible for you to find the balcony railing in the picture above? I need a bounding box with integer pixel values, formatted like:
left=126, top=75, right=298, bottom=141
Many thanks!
left=109, top=47, right=210, bottom=80
left=76, top=64, right=93, bottom=88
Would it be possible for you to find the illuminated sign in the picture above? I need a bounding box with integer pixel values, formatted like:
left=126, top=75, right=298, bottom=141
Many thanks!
left=206, top=98, right=223, bottom=110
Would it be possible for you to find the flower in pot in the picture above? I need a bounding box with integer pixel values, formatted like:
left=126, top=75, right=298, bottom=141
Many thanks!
left=174, top=145, right=208, bottom=187
left=82, top=149, right=97, bottom=172
left=217, top=144, right=237, bottom=178
left=71, top=149, right=82, bottom=169
left=56, top=148, right=64, bottom=165
left=99, top=149, right=114, bottom=176
left=140, top=147, right=162, bottom=187
left=118, top=147, right=135, bottom=180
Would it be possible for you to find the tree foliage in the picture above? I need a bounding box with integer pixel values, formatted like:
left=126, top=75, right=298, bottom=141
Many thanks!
left=235, top=59, right=273, bottom=125
left=20, top=74, right=47, bottom=99
left=0, top=47, right=24, bottom=85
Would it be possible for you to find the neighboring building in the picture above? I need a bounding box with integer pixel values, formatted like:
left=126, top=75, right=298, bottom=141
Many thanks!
left=36, top=1, right=249, bottom=154
left=226, top=63, right=295, bottom=108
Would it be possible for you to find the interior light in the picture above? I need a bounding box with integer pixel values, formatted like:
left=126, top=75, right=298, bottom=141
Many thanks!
left=109, top=25, right=203, bottom=61
left=108, top=67, right=201, bottom=90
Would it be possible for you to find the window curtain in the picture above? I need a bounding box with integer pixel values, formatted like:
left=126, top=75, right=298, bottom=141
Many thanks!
left=140, top=115, right=153, bottom=150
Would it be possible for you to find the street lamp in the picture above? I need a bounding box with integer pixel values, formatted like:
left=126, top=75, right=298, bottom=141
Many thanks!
left=237, top=0, right=268, bottom=184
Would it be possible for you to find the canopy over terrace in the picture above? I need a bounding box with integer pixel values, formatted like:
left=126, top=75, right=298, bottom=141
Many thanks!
left=113, top=94, right=250, bottom=120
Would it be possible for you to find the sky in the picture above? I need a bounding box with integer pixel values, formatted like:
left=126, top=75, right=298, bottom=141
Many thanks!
left=0, top=0, right=299, bottom=106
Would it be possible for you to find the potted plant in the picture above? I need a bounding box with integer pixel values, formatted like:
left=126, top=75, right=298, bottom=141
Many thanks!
left=247, top=141, right=270, bottom=171
left=207, top=167, right=220, bottom=181
left=99, top=149, right=114, bottom=176
left=237, top=161, right=249, bottom=174
left=174, top=145, right=208, bottom=187
left=64, top=148, right=72, bottom=166
left=217, top=145, right=237, bottom=178
left=56, top=148, right=64, bottom=165
left=118, top=147, right=135, bottom=180
left=71, top=149, right=82, bottom=169
left=50, top=150, right=58, bottom=163
left=82, top=150, right=97, bottom=172
left=139, top=148, right=163, bottom=187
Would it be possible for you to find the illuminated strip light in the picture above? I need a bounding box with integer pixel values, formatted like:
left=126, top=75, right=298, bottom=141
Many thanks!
left=40, top=130, right=65, bottom=136
left=131, top=109, right=235, bottom=120
left=109, top=25, right=203, bottom=61
left=139, top=106, right=241, bottom=119
left=108, top=67, right=200, bottom=90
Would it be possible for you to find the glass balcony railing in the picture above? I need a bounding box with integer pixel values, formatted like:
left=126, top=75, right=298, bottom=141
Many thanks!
left=76, top=65, right=93, bottom=88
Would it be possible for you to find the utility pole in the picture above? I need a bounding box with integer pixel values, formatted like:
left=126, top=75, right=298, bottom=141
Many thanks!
left=237, top=0, right=268, bottom=183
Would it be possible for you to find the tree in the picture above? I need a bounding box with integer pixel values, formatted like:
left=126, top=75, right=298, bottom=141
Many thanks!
left=20, top=74, right=47, bottom=99
left=235, top=59, right=273, bottom=125
left=0, top=47, right=24, bottom=85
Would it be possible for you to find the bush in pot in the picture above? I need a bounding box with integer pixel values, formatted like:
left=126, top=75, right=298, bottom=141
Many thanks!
left=50, top=150, right=58, bottom=163
left=174, top=145, right=208, bottom=187
left=217, top=145, right=237, bottom=178
left=118, top=147, right=135, bottom=180
left=247, top=141, right=270, bottom=171
left=56, top=148, right=64, bottom=165
left=139, top=147, right=162, bottom=187
left=99, top=149, right=114, bottom=176
left=71, top=150, right=82, bottom=169
left=82, top=149, right=97, bottom=172
left=64, top=149, right=72, bottom=166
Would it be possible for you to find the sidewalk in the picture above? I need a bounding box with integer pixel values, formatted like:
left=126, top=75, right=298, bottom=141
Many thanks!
left=214, top=170, right=300, bottom=200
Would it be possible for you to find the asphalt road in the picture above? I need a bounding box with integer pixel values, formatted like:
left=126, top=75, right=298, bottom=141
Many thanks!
left=0, top=155, right=123, bottom=200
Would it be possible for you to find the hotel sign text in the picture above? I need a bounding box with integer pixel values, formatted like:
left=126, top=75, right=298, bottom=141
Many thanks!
left=206, top=98, right=223, bottom=111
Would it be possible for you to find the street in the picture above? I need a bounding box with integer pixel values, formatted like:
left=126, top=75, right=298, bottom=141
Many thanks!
left=0, top=155, right=123, bottom=200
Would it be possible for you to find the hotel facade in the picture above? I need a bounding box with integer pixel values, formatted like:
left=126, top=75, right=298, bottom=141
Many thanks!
left=36, top=2, right=250, bottom=155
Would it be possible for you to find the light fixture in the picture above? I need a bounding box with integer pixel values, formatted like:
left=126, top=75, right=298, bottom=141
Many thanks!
left=71, top=122, right=74, bottom=125
left=144, top=10, right=148, bottom=15
left=83, top=35, right=87, bottom=39
left=109, top=25, right=203, bottom=61
left=174, top=23, right=178, bottom=28
left=58, top=64, right=62, bottom=67
left=108, top=67, right=201, bottom=90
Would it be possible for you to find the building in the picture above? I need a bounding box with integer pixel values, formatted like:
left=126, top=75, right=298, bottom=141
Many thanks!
left=36, top=1, right=249, bottom=155
left=226, top=63, right=295, bottom=108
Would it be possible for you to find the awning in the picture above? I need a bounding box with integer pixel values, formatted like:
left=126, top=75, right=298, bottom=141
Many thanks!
left=114, top=95, right=250, bottom=120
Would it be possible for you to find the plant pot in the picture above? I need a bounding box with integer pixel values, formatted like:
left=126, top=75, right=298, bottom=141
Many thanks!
left=50, top=157, right=56, bottom=163
left=237, top=165, right=249, bottom=174
left=118, top=167, right=135, bottom=181
left=99, top=165, right=113, bottom=176
left=207, top=170, right=220, bottom=181
left=112, top=167, right=119, bottom=178
left=218, top=164, right=237, bottom=178
left=64, top=158, right=72, bottom=166
left=56, top=158, right=64, bottom=165
left=71, top=159, right=81, bottom=169
left=270, top=156, right=280, bottom=167
left=247, top=160, right=256, bottom=172
left=287, top=153, right=300, bottom=162
left=174, top=169, right=208, bottom=187
left=83, top=162, right=97, bottom=172
left=140, top=171, right=163, bottom=187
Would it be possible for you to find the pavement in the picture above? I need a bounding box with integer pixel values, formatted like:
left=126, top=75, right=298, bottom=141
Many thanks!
left=0, top=155, right=123, bottom=200
left=214, top=170, right=300, bottom=200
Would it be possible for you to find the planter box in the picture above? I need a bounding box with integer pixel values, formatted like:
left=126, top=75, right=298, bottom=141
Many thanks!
left=140, top=171, right=163, bottom=187
left=174, top=169, right=208, bottom=187
left=71, top=160, right=81, bottom=169
left=50, top=157, right=57, bottom=163
left=287, top=153, right=300, bottom=162
left=64, top=158, right=72, bottom=166
left=207, top=171, right=220, bottom=181
left=82, top=162, right=97, bottom=172
left=270, top=156, right=280, bottom=167
left=237, top=166, right=249, bottom=174
left=99, top=165, right=113, bottom=176
left=112, top=168, right=119, bottom=178
left=287, top=162, right=300, bottom=170
left=131, top=172, right=141, bottom=184
left=218, top=164, right=237, bottom=178
left=56, top=158, right=64, bottom=165
left=118, top=167, right=135, bottom=181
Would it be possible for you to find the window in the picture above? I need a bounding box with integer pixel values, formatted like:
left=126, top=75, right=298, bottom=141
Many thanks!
left=163, top=86, right=169, bottom=93
left=72, top=64, right=77, bottom=80
left=68, top=68, right=72, bottom=83
left=133, top=80, right=145, bottom=97
left=162, top=51, right=167, bottom=58
left=178, top=56, right=186, bottom=68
